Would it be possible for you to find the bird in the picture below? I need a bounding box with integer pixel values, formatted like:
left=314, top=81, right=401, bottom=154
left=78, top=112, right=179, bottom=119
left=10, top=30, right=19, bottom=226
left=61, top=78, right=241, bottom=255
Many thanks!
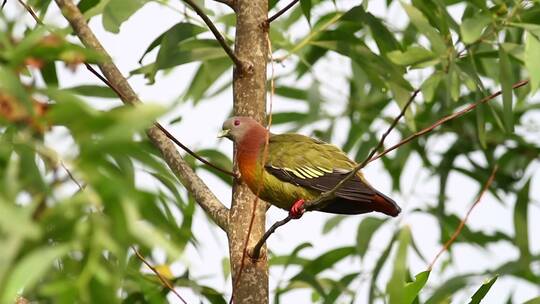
left=218, top=116, right=401, bottom=219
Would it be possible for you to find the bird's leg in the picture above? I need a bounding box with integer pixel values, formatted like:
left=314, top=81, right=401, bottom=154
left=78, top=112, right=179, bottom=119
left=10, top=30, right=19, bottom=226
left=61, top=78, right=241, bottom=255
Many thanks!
left=289, top=199, right=305, bottom=219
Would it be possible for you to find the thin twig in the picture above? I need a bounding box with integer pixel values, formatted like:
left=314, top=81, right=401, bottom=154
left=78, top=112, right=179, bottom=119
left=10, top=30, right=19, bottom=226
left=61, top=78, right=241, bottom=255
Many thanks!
left=17, top=0, right=42, bottom=24
left=2, top=0, right=7, bottom=9
left=132, top=246, right=188, bottom=304
left=369, top=80, right=529, bottom=163
left=252, top=215, right=292, bottom=260
left=154, top=123, right=237, bottom=177
left=181, top=0, right=242, bottom=67
left=251, top=89, right=419, bottom=260
left=428, top=166, right=498, bottom=270
left=82, top=63, right=236, bottom=177
left=60, top=161, right=84, bottom=191
left=268, top=0, right=299, bottom=23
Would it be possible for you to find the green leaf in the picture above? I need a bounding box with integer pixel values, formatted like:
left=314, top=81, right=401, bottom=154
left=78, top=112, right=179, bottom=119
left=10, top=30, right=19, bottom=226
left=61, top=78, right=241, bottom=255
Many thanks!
left=78, top=0, right=100, bottom=13
left=139, top=22, right=207, bottom=63
left=155, top=25, right=211, bottom=70
left=401, top=2, right=447, bottom=55
left=523, top=296, right=540, bottom=304
left=292, top=246, right=355, bottom=279
left=468, top=275, right=498, bottom=304
left=356, top=217, right=386, bottom=258
left=369, top=232, right=397, bottom=302
left=514, top=180, right=531, bottom=265
left=499, top=46, right=513, bottom=132
left=102, top=0, right=147, bottom=33
left=291, top=246, right=355, bottom=296
left=404, top=271, right=430, bottom=304
left=322, top=215, right=346, bottom=234
left=183, top=58, right=232, bottom=103
left=387, top=46, right=436, bottom=66
left=475, top=93, right=487, bottom=149
left=386, top=226, right=411, bottom=304
left=300, top=0, right=312, bottom=24
left=2, top=245, right=71, bottom=303
left=525, top=31, right=540, bottom=92
left=460, top=14, right=492, bottom=44
left=421, top=71, right=443, bottom=103
left=425, top=274, right=474, bottom=304
left=358, top=7, right=401, bottom=54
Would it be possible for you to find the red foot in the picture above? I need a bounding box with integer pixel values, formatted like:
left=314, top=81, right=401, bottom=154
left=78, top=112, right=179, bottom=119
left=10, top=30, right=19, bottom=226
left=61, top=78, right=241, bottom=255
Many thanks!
left=289, top=199, right=305, bottom=219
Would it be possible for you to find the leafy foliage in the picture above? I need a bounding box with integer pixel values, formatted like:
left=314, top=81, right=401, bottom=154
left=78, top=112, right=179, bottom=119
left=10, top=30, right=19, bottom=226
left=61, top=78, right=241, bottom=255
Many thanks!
left=1, top=0, right=539, bottom=303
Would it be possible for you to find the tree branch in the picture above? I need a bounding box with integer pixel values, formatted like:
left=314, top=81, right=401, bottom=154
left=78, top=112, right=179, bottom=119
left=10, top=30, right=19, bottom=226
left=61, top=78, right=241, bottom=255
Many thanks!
left=368, top=79, right=529, bottom=163
left=268, top=0, right=299, bottom=23
left=53, top=0, right=230, bottom=231
left=428, top=165, right=498, bottom=270
left=181, top=0, right=242, bottom=67
left=132, top=246, right=188, bottom=304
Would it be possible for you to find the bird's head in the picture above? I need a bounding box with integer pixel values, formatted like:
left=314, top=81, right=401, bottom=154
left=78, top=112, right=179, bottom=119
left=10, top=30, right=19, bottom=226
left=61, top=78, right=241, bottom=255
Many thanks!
left=218, top=116, right=262, bottom=143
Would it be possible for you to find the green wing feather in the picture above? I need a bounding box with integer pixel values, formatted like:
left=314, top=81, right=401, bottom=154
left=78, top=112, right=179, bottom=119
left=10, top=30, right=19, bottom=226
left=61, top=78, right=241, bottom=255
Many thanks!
left=265, top=133, right=355, bottom=176
left=255, top=133, right=400, bottom=216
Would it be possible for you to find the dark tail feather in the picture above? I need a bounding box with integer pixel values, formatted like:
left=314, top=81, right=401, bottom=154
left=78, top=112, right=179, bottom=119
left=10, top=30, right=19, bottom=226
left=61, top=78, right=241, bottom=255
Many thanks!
left=372, top=191, right=401, bottom=217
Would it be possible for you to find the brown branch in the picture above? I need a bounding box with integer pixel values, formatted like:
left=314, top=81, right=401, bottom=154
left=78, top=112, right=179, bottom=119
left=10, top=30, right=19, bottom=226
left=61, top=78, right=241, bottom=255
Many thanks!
left=428, top=166, right=498, bottom=270
left=251, top=89, right=420, bottom=260
left=52, top=0, right=230, bottom=231
left=369, top=79, right=529, bottom=163
left=268, top=0, right=299, bottom=23
left=228, top=37, right=276, bottom=303
left=181, top=0, right=242, bottom=67
left=251, top=214, right=292, bottom=260
left=132, top=246, right=188, bottom=304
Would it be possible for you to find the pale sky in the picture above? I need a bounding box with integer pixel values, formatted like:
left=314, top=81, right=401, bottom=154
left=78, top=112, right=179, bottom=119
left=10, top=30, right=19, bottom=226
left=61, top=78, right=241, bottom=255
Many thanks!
left=3, top=0, right=539, bottom=303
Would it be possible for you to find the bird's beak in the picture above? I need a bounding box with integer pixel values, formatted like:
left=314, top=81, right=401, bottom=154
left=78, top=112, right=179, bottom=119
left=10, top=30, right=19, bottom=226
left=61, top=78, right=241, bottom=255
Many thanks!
left=217, top=129, right=230, bottom=138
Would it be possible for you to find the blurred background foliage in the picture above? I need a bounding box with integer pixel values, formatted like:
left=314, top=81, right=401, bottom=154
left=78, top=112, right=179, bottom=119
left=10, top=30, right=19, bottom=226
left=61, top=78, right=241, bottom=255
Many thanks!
left=0, top=0, right=539, bottom=303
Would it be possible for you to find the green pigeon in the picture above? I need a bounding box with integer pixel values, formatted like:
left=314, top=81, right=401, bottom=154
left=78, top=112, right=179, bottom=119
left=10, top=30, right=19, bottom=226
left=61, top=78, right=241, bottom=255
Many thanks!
left=218, top=116, right=401, bottom=218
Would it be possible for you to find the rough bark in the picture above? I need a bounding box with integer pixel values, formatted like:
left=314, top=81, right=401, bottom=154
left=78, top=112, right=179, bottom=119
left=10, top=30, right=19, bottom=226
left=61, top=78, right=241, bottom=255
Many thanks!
left=228, top=0, right=269, bottom=302
left=54, top=0, right=229, bottom=231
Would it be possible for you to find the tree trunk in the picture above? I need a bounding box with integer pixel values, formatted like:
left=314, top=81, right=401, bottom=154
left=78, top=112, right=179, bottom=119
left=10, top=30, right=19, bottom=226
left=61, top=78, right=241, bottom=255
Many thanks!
left=228, top=0, right=269, bottom=302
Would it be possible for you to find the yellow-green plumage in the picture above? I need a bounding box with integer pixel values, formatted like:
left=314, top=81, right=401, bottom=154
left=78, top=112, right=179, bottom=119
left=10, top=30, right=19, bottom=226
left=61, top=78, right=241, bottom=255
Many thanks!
left=221, top=116, right=401, bottom=217
left=253, top=134, right=365, bottom=210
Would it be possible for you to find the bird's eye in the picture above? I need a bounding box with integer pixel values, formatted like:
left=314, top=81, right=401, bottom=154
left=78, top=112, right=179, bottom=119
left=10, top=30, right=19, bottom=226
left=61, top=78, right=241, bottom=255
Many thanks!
left=234, top=119, right=240, bottom=126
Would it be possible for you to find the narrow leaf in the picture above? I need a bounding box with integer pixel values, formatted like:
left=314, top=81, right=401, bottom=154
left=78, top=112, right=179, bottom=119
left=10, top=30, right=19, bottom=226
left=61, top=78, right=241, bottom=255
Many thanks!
left=525, top=31, right=540, bottom=92
left=300, top=0, right=312, bottom=24
left=356, top=217, right=386, bottom=258
left=499, top=46, right=513, bottom=132
left=460, top=14, right=492, bottom=44
left=468, top=275, right=498, bottom=304
left=2, top=245, right=71, bottom=303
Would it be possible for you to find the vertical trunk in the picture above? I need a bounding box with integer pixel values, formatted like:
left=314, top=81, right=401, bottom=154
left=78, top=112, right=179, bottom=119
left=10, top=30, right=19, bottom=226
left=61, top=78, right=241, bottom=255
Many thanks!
left=228, top=0, right=269, bottom=303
